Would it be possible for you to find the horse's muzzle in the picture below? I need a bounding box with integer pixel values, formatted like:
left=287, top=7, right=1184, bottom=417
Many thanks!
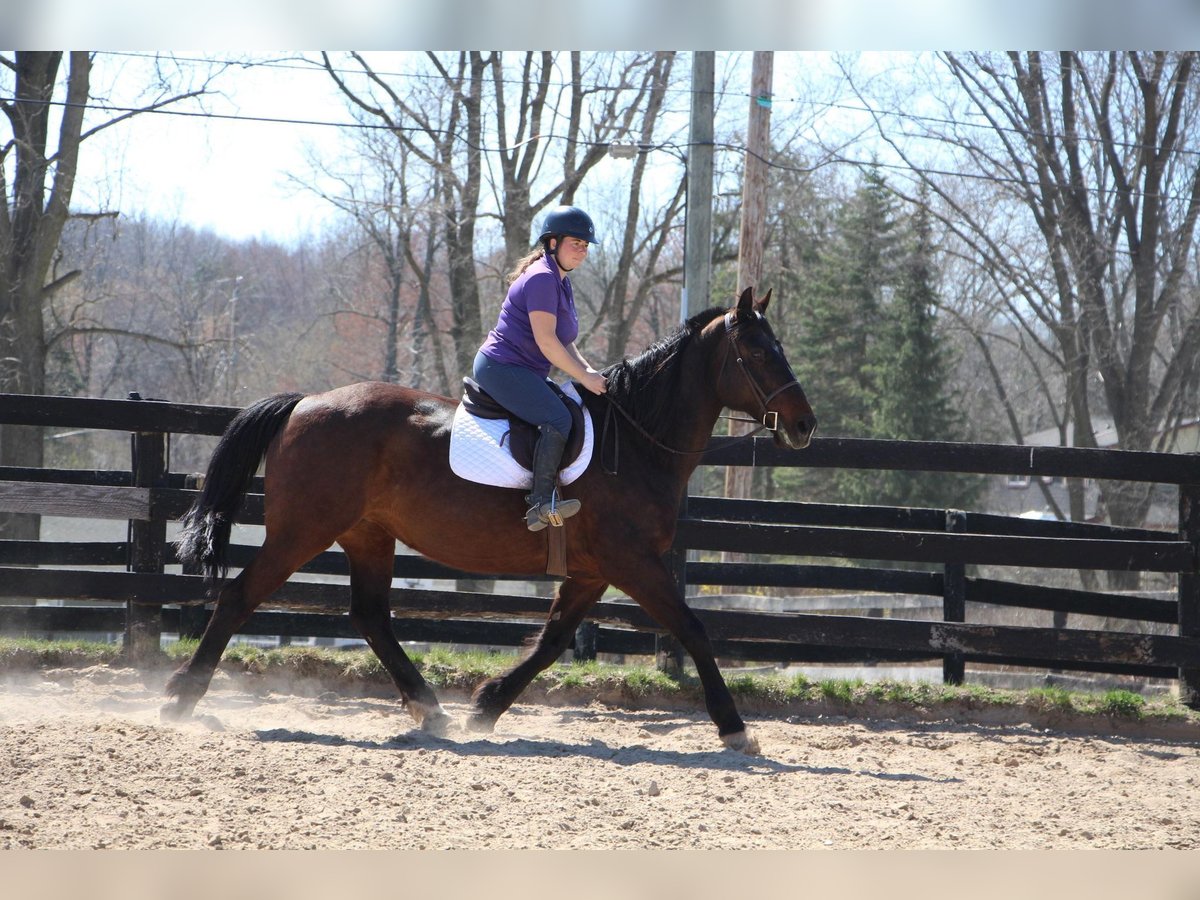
left=774, top=413, right=817, bottom=450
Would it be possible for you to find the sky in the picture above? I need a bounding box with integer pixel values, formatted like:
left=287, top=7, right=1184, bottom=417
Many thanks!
left=8, top=1, right=1200, bottom=247
left=76, top=52, right=356, bottom=246
left=73, top=50, right=834, bottom=247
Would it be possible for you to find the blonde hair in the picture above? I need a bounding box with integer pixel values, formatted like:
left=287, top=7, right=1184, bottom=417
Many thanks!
left=505, top=245, right=548, bottom=286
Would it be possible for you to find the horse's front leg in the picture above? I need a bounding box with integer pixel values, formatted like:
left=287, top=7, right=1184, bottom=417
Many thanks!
left=614, top=557, right=759, bottom=754
left=467, top=576, right=608, bottom=733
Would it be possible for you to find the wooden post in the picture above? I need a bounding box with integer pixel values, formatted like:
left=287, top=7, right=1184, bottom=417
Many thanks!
left=735, top=50, right=774, bottom=300
left=1178, top=483, right=1200, bottom=707
left=942, top=508, right=966, bottom=685
left=573, top=621, right=598, bottom=662
left=683, top=50, right=715, bottom=322
left=656, top=494, right=690, bottom=676
left=126, top=394, right=166, bottom=662
left=723, top=50, right=774, bottom=560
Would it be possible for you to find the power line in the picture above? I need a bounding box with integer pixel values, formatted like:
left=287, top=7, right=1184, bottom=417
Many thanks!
left=4, top=75, right=1199, bottom=205
left=102, top=50, right=757, bottom=104
left=100, top=49, right=1200, bottom=162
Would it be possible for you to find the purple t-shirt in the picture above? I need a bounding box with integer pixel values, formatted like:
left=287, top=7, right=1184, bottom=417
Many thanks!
left=479, top=253, right=579, bottom=378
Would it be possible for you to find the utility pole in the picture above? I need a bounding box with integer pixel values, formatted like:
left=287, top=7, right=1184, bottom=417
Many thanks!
left=673, top=51, right=717, bottom=621
left=683, top=51, right=715, bottom=323
left=725, top=50, right=774, bottom=506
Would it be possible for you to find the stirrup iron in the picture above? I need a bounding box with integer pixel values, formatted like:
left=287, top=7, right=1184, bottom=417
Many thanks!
left=526, top=489, right=580, bottom=532
left=544, top=494, right=565, bottom=528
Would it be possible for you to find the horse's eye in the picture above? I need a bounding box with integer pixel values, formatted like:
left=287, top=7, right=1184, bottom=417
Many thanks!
left=750, top=348, right=765, bottom=361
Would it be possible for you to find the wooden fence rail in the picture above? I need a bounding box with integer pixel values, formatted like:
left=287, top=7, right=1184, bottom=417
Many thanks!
left=2, top=391, right=1200, bottom=703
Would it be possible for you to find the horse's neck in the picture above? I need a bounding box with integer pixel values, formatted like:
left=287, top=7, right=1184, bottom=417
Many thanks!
left=660, top=333, right=727, bottom=471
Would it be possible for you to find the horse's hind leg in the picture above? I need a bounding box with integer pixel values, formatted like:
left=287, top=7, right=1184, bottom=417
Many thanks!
left=161, top=570, right=255, bottom=720
left=340, top=523, right=452, bottom=736
left=467, top=576, right=608, bottom=733
left=162, top=535, right=325, bottom=721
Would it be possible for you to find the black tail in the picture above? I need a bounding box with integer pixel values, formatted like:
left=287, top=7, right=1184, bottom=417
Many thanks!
left=176, top=392, right=305, bottom=584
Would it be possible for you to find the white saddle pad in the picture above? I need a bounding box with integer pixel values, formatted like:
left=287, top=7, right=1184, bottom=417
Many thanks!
left=448, top=381, right=594, bottom=489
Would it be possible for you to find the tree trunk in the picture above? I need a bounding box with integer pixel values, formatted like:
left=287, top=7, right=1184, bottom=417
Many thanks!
left=0, top=51, right=90, bottom=539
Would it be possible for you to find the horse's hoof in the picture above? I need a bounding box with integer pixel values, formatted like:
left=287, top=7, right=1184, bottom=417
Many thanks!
left=159, top=702, right=189, bottom=723
left=465, top=713, right=496, bottom=734
left=409, top=700, right=455, bottom=736
left=420, top=711, right=455, bottom=737
left=721, top=729, right=761, bottom=755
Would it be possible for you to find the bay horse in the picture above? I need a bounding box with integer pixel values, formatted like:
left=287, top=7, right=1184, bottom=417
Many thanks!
left=166, top=287, right=817, bottom=753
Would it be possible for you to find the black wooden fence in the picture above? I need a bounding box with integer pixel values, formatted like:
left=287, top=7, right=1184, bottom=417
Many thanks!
left=2, top=391, right=1199, bottom=705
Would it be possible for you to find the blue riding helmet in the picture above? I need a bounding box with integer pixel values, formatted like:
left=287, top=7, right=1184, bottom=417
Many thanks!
left=536, top=205, right=598, bottom=245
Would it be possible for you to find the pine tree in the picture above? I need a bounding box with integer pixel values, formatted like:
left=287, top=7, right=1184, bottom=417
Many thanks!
left=800, top=166, right=900, bottom=440
left=846, top=190, right=981, bottom=510
left=780, top=166, right=901, bottom=503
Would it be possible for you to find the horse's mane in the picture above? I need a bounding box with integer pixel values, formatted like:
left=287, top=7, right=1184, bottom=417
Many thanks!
left=600, top=305, right=726, bottom=441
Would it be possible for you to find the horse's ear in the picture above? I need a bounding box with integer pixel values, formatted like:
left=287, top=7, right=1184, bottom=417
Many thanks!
left=756, top=288, right=773, bottom=314
left=737, top=286, right=754, bottom=315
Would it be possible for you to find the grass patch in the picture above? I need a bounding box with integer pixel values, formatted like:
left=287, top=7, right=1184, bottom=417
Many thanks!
left=1095, top=689, right=1147, bottom=719
left=1027, top=685, right=1075, bottom=713
left=2, top=638, right=1198, bottom=730
left=0, top=637, right=123, bottom=671
left=819, top=677, right=862, bottom=704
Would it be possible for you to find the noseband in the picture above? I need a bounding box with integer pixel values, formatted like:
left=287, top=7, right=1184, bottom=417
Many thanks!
left=722, top=310, right=803, bottom=433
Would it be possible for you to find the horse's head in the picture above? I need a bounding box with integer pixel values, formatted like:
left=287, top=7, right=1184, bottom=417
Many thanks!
left=716, top=287, right=818, bottom=450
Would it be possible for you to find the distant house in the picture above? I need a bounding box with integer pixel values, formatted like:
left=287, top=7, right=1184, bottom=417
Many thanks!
left=986, top=418, right=1199, bottom=527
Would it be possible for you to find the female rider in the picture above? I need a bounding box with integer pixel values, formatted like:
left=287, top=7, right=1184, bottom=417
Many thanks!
left=472, top=205, right=608, bottom=531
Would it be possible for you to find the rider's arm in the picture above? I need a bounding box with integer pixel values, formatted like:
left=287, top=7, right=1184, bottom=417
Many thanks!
left=530, top=311, right=607, bottom=395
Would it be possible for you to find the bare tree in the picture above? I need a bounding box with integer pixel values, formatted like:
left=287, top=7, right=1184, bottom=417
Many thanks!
left=294, top=122, right=454, bottom=392
left=487, top=52, right=675, bottom=266
left=583, top=52, right=687, bottom=362
left=850, top=52, right=1200, bottom=545
left=0, top=52, right=215, bottom=537
left=320, top=51, right=674, bottom=381
left=321, top=52, right=487, bottom=383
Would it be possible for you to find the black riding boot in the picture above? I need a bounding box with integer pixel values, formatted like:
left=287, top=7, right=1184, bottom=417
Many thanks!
left=525, top=425, right=581, bottom=531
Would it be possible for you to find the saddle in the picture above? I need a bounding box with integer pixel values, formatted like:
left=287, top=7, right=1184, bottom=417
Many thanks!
left=459, top=377, right=587, bottom=473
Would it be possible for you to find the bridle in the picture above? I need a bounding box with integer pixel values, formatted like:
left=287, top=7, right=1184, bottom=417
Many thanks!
left=722, top=310, right=804, bottom=436
left=599, top=310, right=803, bottom=471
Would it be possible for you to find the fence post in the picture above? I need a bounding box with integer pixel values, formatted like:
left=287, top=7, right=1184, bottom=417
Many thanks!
left=126, top=394, right=166, bottom=663
left=573, top=621, right=598, bottom=662
left=942, top=508, right=966, bottom=685
left=1178, top=483, right=1200, bottom=708
left=655, top=494, right=690, bottom=676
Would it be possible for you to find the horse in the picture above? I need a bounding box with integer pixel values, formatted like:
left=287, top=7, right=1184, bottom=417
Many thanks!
left=166, top=287, right=817, bottom=753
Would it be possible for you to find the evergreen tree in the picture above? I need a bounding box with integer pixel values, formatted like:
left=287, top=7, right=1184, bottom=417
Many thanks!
left=778, top=172, right=979, bottom=512
left=804, top=165, right=900, bottom=438
left=844, top=189, right=981, bottom=510
left=780, top=165, right=901, bottom=503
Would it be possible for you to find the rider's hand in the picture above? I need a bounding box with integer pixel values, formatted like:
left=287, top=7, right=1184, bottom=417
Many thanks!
left=581, top=370, right=608, bottom=395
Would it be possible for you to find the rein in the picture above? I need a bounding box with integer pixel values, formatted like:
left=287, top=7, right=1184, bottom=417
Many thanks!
left=598, top=400, right=770, bottom=475
left=598, top=312, right=802, bottom=475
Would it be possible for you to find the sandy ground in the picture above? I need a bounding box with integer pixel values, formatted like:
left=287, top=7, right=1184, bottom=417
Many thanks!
left=2, top=665, right=1200, bottom=850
